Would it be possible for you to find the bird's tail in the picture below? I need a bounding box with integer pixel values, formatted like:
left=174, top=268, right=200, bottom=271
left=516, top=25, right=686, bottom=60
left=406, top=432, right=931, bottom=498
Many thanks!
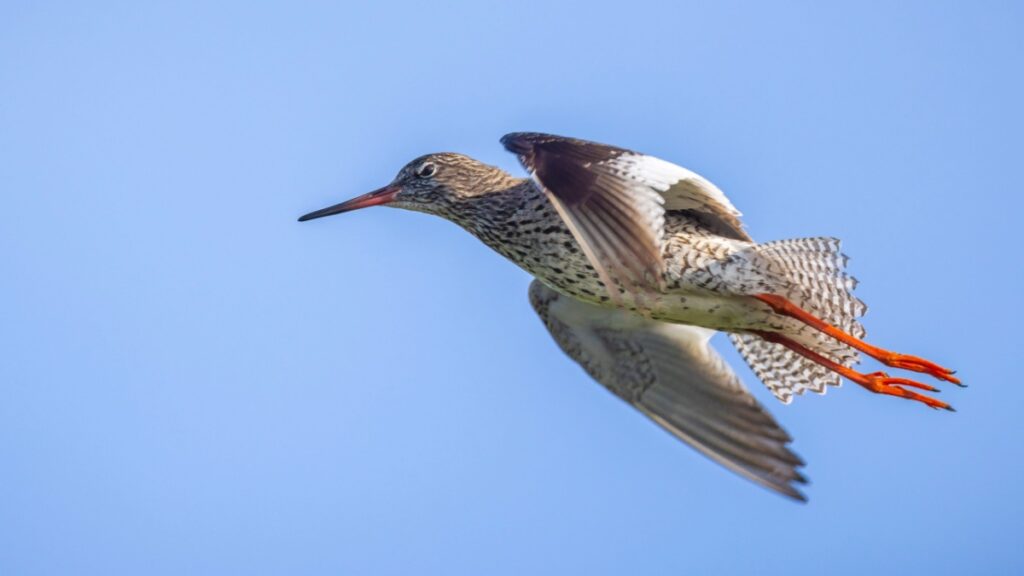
left=731, top=237, right=868, bottom=404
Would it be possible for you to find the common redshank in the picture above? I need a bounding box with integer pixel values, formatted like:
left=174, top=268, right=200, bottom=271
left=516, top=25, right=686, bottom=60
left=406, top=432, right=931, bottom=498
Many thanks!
left=299, top=133, right=961, bottom=500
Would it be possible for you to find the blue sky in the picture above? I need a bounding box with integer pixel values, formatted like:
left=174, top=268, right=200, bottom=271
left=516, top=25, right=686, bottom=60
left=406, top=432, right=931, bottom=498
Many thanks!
left=2, top=1, right=1022, bottom=574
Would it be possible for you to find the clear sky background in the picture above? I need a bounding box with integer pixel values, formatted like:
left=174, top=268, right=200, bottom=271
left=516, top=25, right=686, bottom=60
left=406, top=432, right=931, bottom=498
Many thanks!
left=2, top=1, right=1022, bottom=574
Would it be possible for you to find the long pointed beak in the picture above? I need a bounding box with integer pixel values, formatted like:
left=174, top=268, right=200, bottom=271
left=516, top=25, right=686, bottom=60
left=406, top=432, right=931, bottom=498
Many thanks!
left=298, top=184, right=401, bottom=222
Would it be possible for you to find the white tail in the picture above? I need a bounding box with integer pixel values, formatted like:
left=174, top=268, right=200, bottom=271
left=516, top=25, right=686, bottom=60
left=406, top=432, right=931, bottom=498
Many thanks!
left=731, top=237, right=867, bottom=404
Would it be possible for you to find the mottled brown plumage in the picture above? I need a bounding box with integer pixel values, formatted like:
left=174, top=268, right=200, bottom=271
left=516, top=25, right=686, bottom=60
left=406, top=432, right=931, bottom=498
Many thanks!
left=299, top=133, right=961, bottom=501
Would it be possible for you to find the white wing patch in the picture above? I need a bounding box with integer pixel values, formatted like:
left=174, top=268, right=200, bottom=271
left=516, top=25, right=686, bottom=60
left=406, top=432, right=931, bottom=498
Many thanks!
left=502, top=133, right=750, bottom=300
left=608, top=153, right=741, bottom=218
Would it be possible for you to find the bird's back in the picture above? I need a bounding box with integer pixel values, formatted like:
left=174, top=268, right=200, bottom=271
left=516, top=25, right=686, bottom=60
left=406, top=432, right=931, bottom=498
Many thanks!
left=458, top=181, right=754, bottom=309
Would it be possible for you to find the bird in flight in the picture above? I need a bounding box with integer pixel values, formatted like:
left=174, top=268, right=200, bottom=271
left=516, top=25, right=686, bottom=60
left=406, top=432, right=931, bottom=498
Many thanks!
left=299, top=133, right=961, bottom=500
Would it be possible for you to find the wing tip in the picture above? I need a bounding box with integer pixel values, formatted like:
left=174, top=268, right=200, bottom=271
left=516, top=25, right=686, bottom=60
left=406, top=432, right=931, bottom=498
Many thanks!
left=785, top=486, right=809, bottom=503
left=500, top=132, right=540, bottom=155
left=762, top=468, right=810, bottom=502
left=760, top=461, right=810, bottom=503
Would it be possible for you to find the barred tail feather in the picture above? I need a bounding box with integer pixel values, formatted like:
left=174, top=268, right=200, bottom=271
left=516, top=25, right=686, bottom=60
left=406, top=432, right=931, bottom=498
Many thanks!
left=731, top=237, right=868, bottom=404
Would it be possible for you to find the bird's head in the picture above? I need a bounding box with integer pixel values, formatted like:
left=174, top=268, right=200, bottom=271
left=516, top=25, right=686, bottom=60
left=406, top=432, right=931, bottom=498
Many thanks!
left=298, top=153, right=518, bottom=222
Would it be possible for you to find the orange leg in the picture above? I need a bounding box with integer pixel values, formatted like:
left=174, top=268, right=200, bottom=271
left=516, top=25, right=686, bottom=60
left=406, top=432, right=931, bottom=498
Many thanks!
left=753, top=294, right=961, bottom=386
left=752, top=330, right=955, bottom=411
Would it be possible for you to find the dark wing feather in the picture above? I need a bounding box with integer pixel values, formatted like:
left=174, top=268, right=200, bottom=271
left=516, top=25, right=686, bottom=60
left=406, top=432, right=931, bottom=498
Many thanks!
left=502, top=133, right=748, bottom=297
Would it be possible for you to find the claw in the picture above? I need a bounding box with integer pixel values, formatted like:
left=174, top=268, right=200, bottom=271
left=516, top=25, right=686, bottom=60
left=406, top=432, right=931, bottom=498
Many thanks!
left=860, top=371, right=952, bottom=411
left=869, top=373, right=940, bottom=392
left=882, top=354, right=961, bottom=385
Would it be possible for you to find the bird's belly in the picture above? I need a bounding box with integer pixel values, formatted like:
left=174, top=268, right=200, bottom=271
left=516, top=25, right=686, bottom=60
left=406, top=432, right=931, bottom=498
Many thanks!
left=515, top=250, right=779, bottom=332
left=647, top=290, right=783, bottom=332
left=533, top=267, right=782, bottom=333
left=484, top=219, right=782, bottom=332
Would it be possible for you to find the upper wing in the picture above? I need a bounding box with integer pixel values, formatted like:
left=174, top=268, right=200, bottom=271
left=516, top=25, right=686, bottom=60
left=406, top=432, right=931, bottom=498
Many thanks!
left=529, top=280, right=806, bottom=501
left=503, top=132, right=749, bottom=297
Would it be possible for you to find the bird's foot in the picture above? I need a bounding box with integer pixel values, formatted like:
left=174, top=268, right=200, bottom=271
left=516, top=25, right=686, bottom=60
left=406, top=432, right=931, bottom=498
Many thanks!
left=752, top=330, right=958, bottom=412
left=874, top=352, right=962, bottom=386
left=852, top=371, right=954, bottom=411
left=752, top=293, right=960, bottom=385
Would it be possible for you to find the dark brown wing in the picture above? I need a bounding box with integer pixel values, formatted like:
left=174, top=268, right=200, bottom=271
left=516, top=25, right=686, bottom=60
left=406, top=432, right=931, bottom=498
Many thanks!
left=502, top=133, right=748, bottom=297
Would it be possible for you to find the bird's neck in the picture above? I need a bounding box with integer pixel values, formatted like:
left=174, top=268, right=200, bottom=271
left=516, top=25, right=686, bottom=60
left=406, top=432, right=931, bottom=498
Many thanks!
left=444, top=179, right=602, bottom=301
left=447, top=180, right=561, bottom=259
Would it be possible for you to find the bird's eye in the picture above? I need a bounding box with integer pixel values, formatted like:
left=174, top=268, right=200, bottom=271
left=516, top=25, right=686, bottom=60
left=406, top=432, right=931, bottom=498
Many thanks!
left=415, top=162, right=437, bottom=178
